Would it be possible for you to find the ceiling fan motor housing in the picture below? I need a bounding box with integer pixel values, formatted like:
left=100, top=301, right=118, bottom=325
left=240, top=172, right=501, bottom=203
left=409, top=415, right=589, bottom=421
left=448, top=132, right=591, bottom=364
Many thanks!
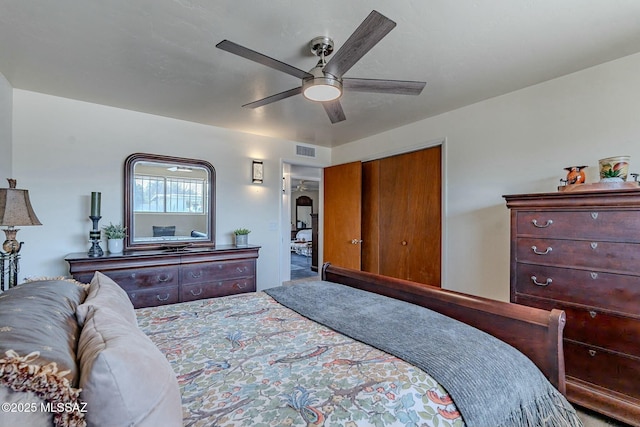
left=309, top=36, right=334, bottom=58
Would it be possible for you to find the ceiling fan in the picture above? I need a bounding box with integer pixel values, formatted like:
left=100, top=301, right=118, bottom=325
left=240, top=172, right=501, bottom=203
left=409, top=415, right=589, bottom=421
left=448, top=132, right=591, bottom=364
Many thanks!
left=294, top=180, right=309, bottom=192
left=216, top=10, right=426, bottom=124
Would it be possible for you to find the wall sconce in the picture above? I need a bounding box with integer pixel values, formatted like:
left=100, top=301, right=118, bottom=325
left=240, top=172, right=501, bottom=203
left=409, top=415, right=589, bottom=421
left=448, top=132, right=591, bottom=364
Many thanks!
left=252, top=160, right=264, bottom=184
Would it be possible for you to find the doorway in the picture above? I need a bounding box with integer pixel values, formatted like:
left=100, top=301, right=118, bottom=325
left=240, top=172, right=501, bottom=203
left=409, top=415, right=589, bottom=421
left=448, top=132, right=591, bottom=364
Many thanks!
left=281, top=163, right=321, bottom=283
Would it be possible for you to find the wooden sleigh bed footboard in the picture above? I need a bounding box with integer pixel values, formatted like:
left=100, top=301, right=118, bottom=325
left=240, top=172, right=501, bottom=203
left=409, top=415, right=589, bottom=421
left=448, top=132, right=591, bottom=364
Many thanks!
left=321, top=263, right=567, bottom=395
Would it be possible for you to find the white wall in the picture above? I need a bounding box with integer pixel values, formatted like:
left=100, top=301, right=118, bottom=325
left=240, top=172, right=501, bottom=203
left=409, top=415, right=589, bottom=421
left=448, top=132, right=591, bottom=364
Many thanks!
left=11, top=90, right=330, bottom=290
left=332, top=52, right=640, bottom=301
left=9, top=52, right=640, bottom=300
left=0, top=72, right=11, bottom=179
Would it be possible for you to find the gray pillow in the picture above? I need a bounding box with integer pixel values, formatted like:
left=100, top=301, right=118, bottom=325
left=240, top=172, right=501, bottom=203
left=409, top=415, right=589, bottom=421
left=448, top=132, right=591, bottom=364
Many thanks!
left=0, top=279, right=87, bottom=427
left=78, top=306, right=182, bottom=427
left=76, top=271, right=137, bottom=326
left=0, top=279, right=86, bottom=384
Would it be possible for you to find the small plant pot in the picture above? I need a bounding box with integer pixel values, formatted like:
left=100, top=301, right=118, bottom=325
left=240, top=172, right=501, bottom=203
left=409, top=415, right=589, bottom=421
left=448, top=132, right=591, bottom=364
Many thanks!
left=235, top=234, right=248, bottom=247
left=108, top=238, right=124, bottom=254
left=599, top=156, right=630, bottom=181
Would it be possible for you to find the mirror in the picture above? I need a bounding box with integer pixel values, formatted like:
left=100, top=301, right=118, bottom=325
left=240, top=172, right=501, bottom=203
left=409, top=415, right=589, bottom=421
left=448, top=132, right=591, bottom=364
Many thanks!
left=124, top=153, right=215, bottom=251
left=295, top=196, right=313, bottom=229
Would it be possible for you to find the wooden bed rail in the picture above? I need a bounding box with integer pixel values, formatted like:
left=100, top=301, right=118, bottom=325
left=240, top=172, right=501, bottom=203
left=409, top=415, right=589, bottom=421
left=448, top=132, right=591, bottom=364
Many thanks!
left=321, top=263, right=566, bottom=395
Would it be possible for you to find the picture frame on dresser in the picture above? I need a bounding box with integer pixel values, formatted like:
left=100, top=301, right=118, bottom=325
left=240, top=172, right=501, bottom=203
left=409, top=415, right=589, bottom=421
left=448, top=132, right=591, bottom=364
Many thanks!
left=504, top=189, right=640, bottom=426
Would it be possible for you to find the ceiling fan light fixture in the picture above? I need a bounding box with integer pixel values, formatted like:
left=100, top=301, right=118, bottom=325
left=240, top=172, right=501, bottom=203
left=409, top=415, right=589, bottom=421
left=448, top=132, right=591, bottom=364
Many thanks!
left=302, top=73, right=342, bottom=102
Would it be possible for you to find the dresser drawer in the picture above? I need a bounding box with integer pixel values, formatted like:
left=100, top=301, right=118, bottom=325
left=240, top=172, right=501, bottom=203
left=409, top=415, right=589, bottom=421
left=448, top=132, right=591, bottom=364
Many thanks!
left=181, top=278, right=255, bottom=302
left=565, top=340, right=640, bottom=400
left=103, top=266, right=180, bottom=292
left=514, top=264, right=640, bottom=316
left=516, top=210, right=640, bottom=242
left=513, top=294, right=640, bottom=356
left=516, top=238, right=640, bottom=275
left=127, top=286, right=180, bottom=308
left=181, top=260, right=254, bottom=284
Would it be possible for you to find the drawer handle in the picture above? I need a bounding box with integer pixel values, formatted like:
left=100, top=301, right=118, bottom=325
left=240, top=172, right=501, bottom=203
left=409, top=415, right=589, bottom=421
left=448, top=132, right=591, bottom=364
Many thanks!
left=590, top=242, right=598, bottom=250
left=190, top=271, right=203, bottom=279
left=156, top=293, right=170, bottom=301
left=531, top=276, right=552, bottom=287
left=235, top=282, right=247, bottom=289
left=157, top=274, right=171, bottom=282
left=531, top=246, right=552, bottom=255
left=589, top=310, right=597, bottom=318
left=588, top=349, right=596, bottom=357
left=591, top=212, right=598, bottom=220
left=531, top=219, right=553, bottom=228
left=216, top=282, right=223, bottom=287
left=236, top=266, right=248, bottom=273
left=190, top=288, right=203, bottom=296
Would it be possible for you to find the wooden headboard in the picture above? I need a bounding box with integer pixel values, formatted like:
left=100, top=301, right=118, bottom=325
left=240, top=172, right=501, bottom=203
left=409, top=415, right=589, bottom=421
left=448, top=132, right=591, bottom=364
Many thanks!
left=321, top=263, right=566, bottom=394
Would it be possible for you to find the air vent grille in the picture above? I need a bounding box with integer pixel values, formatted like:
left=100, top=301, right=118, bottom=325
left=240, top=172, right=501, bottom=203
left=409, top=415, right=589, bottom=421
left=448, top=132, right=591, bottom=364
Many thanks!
left=296, top=145, right=316, bottom=158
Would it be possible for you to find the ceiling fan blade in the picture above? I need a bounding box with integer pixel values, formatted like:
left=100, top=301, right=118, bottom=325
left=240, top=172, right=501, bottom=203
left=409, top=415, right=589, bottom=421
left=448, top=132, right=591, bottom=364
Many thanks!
left=322, top=100, right=346, bottom=123
left=323, top=10, right=396, bottom=78
left=216, top=40, right=313, bottom=80
left=343, top=78, right=426, bottom=95
left=242, top=87, right=303, bottom=109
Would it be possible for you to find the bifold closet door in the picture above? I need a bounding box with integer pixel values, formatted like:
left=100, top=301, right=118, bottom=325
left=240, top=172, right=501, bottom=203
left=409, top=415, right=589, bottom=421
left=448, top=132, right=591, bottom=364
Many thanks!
left=323, top=161, right=362, bottom=270
left=363, top=146, right=441, bottom=286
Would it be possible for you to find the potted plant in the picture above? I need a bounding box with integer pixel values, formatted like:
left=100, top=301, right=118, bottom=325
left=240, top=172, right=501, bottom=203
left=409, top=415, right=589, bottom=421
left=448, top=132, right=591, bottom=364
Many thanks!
left=103, top=222, right=127, bottom=254
left=233, top=228, right=251, bottom=247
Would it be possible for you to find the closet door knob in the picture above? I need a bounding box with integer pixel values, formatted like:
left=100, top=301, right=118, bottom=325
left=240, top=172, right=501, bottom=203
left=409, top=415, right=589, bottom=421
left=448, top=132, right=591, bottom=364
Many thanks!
left=401, top=240, right=408, bottom=246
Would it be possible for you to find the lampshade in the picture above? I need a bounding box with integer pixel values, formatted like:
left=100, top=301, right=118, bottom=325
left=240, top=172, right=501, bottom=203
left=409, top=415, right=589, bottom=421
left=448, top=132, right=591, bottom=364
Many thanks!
left=303, top=80, right=342, bottom=102
left=302, top=67, right=343, bottom=102
left=0, top=179, right=42, bottom=227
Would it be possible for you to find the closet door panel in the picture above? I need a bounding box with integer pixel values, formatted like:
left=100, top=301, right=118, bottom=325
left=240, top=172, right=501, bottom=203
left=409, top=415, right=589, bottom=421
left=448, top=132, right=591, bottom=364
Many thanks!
left=361, top=160, right=381, bottom=273
left=378, top=146, right=441, bottom=285
left=323, top=161, right=363, bottom=270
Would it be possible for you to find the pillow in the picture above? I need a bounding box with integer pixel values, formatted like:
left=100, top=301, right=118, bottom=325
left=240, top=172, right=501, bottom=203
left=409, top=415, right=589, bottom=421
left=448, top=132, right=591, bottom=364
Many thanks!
left=76, top=272, right=137, bottom=327
left=0, top=280, right=88, bottom=427
left=0, top=279, right=86, bottom=384
left=295, top=229, right=312, bottom=241
left=0, top=386, right=52, bottom=426
left=78, top=306, right=182, bottom=427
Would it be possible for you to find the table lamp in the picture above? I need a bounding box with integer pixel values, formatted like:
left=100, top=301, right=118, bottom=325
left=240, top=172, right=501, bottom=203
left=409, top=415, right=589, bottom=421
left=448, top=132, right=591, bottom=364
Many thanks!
left=0, top=179, right=42, bottom=254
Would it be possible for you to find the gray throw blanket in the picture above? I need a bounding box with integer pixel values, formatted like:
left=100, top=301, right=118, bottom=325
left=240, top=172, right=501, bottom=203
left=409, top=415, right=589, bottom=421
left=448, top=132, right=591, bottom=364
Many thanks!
left=266, top=281, right=583, bottom=427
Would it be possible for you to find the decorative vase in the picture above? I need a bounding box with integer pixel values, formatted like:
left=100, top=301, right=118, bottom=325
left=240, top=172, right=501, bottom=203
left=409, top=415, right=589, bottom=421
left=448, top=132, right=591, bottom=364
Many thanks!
left=563, top=166, right=588, bottom=185
left=599, top=156, right=630, bottom=181
left=107, top=238, right=124, bottom=254
left=235, top=234, right=248, bottom=247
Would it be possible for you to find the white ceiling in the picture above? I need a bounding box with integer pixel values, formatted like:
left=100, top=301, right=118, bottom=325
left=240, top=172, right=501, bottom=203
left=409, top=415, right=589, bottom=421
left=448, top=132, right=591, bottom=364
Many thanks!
left=1, top=1, right=640, bottom=147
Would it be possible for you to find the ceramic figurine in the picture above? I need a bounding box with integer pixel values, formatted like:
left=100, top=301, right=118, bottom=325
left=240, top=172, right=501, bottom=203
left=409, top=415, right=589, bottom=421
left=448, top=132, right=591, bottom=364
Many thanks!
left=564, top=166, right=588, bottom=185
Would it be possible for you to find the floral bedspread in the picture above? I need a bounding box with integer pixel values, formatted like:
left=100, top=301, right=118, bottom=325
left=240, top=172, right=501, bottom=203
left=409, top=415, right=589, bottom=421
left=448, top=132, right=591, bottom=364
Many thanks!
left=136, top=292, right=464, bottom=427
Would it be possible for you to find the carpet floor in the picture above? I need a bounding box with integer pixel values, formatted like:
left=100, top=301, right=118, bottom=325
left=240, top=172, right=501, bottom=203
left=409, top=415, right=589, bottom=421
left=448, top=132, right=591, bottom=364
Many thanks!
left=290, top=253, right=317, bottom=280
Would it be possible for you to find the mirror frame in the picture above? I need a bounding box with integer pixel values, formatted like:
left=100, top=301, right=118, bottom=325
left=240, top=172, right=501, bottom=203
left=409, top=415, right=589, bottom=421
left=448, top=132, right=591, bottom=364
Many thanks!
left=124, top=153, right=216, bottom=251
left=295, top=195, right=313, bottom=229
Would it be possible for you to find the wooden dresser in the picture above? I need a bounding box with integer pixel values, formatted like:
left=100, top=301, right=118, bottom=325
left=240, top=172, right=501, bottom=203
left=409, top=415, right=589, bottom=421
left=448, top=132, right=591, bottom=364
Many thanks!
left=66, top=245, right=260, bottom=308
left=504, top=189, right=640, bottom=426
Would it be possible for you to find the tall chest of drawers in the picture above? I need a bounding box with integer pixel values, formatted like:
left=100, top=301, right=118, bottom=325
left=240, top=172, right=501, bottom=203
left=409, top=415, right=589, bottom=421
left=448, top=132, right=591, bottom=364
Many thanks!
left=66, top=245, right=260, bottom=309
left=504, top=190, right=640, bottom=426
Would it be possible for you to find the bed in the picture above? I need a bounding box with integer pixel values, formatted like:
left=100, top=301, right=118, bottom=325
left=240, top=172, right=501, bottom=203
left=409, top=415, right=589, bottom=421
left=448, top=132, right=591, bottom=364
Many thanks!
left=0, top=263, right=582, bottom=427
left=291, top=229, right=312, bottom=256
